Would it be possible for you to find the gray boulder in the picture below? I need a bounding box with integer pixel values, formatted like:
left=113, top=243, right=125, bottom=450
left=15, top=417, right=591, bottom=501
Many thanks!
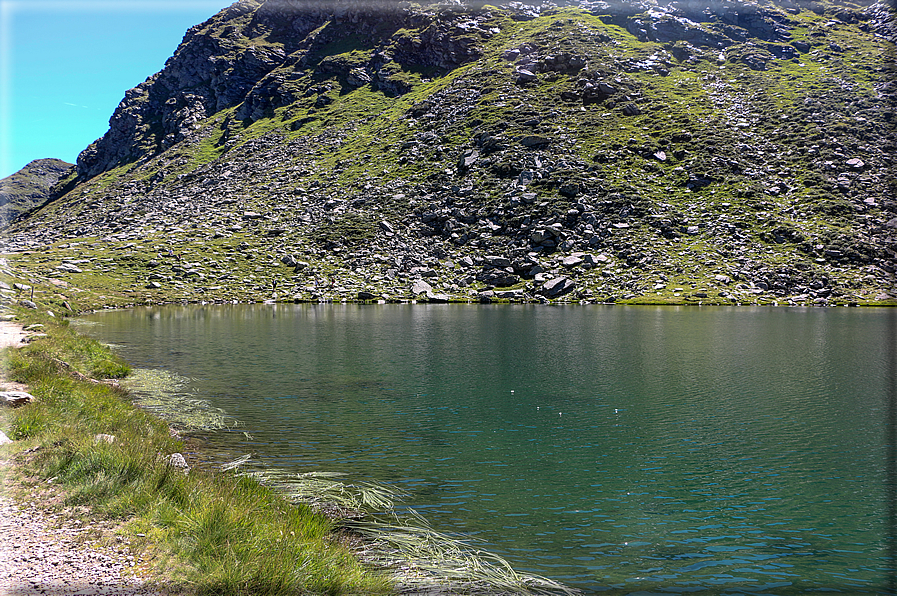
left=55, top=263, right=83, bottom=273
left=411, top=279, right=433, bottom=295
left=515, top=68, right=538, bottom=84
left=485, top=255, right=512, bottom=268
left=458, top=149, right=479, bottom=170
left=168, top=453, right=190, bottom=473
left=520, top=135, right=550, bottom=148
left=424, top=290, right=450, bottom=303
left=562, top=256, right=584, bottom=268
left=539, top=276, right=576, bottom=298
left=347, top=67, right=373, bottom=87
left=476, top=270, right=519, bottom=287
left=0, top=391, right=34, bottom=407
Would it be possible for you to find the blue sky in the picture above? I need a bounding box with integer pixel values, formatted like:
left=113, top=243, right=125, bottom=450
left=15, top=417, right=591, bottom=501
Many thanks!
left=1, top=1, right=230, bottom=178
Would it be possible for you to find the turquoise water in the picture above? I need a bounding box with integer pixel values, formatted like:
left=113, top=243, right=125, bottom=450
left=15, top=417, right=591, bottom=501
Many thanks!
left=83, top=304, right=895, bottom=594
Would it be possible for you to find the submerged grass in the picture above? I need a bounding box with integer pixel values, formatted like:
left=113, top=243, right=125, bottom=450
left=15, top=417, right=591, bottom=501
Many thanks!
left=0, top=308, right=391, bottom=595
left=122, top=368, right=233, bottom=432
left=350, top=518, right=577, bottom=596
left=259, top=469, right=580, bottom=595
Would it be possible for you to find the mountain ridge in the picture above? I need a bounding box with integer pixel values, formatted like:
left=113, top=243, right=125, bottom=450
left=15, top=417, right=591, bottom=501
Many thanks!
left=2, top=0, right=895, bottom=311
left=0, top=158, right=74, bottom=226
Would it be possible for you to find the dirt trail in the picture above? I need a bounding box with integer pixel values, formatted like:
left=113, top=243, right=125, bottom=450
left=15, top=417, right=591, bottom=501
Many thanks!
left=0, top=322, right=169, bottom=595
left=0, top=322, right=26, bottom=350
left=0, top=321, right=27, bottom=393
left=0, top=495, right=166, bottom=596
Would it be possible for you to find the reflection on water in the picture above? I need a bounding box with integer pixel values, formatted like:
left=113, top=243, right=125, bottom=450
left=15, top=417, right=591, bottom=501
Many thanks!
left=83, top=304, right=895, bottom=595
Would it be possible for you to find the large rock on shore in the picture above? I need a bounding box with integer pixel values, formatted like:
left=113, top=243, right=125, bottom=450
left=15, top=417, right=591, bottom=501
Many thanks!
left=0, top=391, right=34, bottom=407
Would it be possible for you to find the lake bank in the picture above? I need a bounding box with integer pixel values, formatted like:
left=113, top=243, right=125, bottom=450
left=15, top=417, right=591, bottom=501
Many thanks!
left=0, top=308, right=398, bottom=596
left=1, top=248, right=894, bottom=321
left=0, top=308, right=576, bottom=596
left=0, top=320, right=172, bottom=595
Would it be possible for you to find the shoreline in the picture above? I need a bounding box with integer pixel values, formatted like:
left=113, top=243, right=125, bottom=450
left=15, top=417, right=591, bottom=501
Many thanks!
left=65, top=296, right=897, bottom=314
left=2, top=250, right=894, bottom=316
left=0, top=314, right=576, bottom=596
left=0, top=318, right=390, bottom=596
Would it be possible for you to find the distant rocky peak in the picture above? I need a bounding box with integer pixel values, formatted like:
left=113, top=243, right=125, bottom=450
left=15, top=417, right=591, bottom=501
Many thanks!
left=75, top=0, right=498, bottom=181
left=74, top=0, right=889, bottom=183
left=0, top=158, right=73, bottom=225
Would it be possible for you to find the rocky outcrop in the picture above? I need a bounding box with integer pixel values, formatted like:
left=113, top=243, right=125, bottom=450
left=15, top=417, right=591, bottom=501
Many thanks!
left=77, top=5, right=300, bottom=179
left=0, top=158, right=73, bottom=225
left=76, top=0, right=494, bottom=180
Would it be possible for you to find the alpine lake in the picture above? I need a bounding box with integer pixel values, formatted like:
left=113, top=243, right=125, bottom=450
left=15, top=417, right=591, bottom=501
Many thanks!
left=78, top=304, right=895, bottom=595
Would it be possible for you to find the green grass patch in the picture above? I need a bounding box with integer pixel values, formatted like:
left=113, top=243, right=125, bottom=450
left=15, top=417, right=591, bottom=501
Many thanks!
left=313, top=211, right=377, bottom=247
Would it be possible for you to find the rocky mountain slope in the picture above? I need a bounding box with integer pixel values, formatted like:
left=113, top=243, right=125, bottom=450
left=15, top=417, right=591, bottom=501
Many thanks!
left=2, top=0, right=895, bottom=311
left=0, top=159, right=73, bottom=225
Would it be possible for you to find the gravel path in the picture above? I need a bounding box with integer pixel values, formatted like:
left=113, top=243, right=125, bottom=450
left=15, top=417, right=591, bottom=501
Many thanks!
left=0, top=321, right=27, bottom=350
left=0, top=320, right=175, bottom=596
left=0, top=494, right=168, bottom=596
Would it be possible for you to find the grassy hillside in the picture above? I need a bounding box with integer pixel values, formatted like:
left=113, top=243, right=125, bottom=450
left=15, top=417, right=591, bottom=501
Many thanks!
left=2, top=0, right=894, bottom=308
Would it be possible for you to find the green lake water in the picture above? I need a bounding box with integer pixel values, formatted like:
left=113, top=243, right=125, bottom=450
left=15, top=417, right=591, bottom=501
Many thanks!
left=81, top=304, right=896, bottom=595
